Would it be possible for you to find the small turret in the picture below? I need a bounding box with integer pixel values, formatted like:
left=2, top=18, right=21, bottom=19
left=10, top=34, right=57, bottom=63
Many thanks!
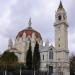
left=8, top=38, right=13, bottom=49
left=45, top=39, right=49, bottom=47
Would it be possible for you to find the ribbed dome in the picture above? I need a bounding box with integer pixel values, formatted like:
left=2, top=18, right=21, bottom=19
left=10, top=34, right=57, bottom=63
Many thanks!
left=16, top=27, right=42, bottom=40
left=16, top=18, right=42, bottom=40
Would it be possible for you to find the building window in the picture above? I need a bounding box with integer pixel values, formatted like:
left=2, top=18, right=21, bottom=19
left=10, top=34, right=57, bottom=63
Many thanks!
left=50, top=48, right=52, bottom=50
left=58, top=15, right=62, bottom=20
left=49, top=51, right=53, bottom=59
left=58, top=26, right=60, bottom=29
left=58, top=26, right=60, bottom=31
left=43, top=54, right=44, bottom=60
left=49, top=66, right=53, bottom=75
left=59, top=38, right=60, bottom=41
left=59, top=44, right=60, bottom=47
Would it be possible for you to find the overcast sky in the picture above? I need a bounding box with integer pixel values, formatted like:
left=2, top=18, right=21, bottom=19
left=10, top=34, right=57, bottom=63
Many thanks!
left=0, top=0, right=75, bottom=54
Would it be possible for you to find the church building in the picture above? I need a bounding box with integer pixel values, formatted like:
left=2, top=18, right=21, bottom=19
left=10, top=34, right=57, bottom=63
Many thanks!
left=7, top=1, right=70, bottom=75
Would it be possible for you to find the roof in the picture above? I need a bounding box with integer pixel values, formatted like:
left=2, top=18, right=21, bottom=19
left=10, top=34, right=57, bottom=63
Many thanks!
left=58, top=1, right=63, bottom=9
left=57, top=1, right=65, bottom=11
left=16, top=27, right=42, bottom=40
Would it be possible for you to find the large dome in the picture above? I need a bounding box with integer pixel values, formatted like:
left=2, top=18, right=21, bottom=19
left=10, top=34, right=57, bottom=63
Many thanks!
left=16, top=27, right=42, bottom=40
left=16, top=18, right=42, bottom=40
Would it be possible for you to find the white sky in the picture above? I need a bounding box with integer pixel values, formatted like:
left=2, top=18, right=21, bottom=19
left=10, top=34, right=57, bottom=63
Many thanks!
left=0, top=0, right=75, bottom=55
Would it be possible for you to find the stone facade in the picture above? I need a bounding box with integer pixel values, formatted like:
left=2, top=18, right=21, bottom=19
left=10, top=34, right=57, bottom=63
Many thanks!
left=54, top=1, right=69, bottom=75
left=7, top=1, right=70, bottom=75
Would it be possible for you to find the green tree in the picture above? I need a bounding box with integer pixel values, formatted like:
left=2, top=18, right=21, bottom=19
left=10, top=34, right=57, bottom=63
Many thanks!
left=33, top=41, right=40, bottom=71
left=70, top=54, right=75, bottom=75
left=26, top=42, right=32, bottom=70
left=0, top=51, right=18, bottom=65
left=0, top=51, right=18, bottom=71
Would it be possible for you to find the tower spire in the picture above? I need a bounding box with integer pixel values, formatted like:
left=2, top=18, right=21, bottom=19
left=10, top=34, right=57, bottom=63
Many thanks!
left=28, top=18, right=32, bottom=27
left=58, top=1, right=63, bottom=9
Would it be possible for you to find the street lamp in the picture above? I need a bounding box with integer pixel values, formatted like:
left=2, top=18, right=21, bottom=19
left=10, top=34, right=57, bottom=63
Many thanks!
left=4, top=65, right=7, bottom=75
left=46, top=64, right=49, bottom=75
left=20, top=65, right=22, bottom=75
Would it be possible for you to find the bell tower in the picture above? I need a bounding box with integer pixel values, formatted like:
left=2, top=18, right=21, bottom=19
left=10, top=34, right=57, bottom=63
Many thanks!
left=54, top=1, right=68, bottom=50
left=54, top=1, right=69, bottom=75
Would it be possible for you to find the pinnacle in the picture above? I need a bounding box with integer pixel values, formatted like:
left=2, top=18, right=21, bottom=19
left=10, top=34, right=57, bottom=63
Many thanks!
left=28, top=17, right=32, bottom=28
left=58, top=1, right=63, bottom=9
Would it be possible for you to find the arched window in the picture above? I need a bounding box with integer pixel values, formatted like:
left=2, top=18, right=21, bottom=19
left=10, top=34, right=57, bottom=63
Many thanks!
left=50, top=48, right=52, bottom=50
left=59, top=38, right=60, bottom=41
left=43, top=54, right=44, bottom=60
left=59, top=44, right=60, bottom=47
left=49, top=49, right=53, bottom=59
left=58, top=15, right=62, bottom=20
left=49, top=66, right=53, bottom=75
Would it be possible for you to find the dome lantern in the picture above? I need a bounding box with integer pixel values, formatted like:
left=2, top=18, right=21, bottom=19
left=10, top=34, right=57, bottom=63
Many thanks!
left=28, top=18, right=32, bottom=28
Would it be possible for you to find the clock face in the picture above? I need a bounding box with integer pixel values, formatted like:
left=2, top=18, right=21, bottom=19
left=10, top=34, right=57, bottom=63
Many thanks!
left=58, top=15, right=62, bottom=20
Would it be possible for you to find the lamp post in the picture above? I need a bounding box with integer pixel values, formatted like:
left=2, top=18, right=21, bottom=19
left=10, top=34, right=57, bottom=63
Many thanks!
left=46, top=64, right=49, bottom=75
left=19, top=63, right=22, bottom=75
left=34, top=68, right=35, bottom=75
left=5, top=70, right=7, bottom=75
left=4, top=65, right=7, bottom=75
left=20, top=66, right=22, bottom=75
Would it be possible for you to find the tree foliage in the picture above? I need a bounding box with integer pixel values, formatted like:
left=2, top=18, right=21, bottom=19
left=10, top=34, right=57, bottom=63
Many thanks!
left=26, top=42, right=32, bottom=70
left=0, top=51, right=18, bottom=65
left=70, top=54, right=75, bottom=75
left=33, top=41, right=40, bottom=70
